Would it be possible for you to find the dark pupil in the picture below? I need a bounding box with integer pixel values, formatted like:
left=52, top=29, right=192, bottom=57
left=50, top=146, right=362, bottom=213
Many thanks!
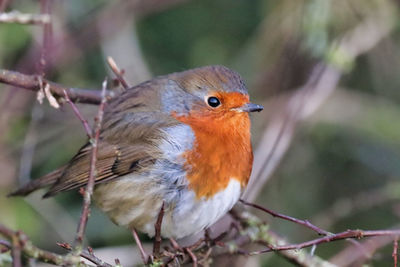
left=207, top=97, right=220, bottom=107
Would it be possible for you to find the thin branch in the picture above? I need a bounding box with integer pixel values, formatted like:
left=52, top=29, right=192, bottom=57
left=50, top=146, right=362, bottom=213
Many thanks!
left=239, top=199, right=330, bottom=236
left=57, top=242, right=113, bottom=267
left=153, top=202, right=165, bottom=257
left=0, top=224, right=75, bottom=265
left=132, top=229, right=149, bottom=265
left=74, top=78, right=107, bottom=250
left=11, top=233, right=22, bottom=267
left=184, top=247, right=198, bottom=267
left=248, top=229, right=400, bottom=255
left=38, top=0, right=53, bottom=76
left=63, top=90, right=92, bottom=138
left=0, top=11, right=50, bottom=24
left=106, top=56, right=130, bottom=90
left=0, top=69, right=114, bottom=104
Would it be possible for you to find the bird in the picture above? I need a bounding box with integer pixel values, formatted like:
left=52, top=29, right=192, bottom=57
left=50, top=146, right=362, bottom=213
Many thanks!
left=10, top=65, right=263, bottom=239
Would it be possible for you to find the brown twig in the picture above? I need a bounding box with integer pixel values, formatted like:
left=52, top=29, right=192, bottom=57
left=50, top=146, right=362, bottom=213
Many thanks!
left=248, top=229, right=400, bottom=255
left=0, top=11, right=51, bottom=24
left=57, top=242, right=113, bottom=267
left=74, top=78, right=107, bottom=250
left=153, top=202, right=165, bottom=257
left=394, top=237, right=398, bottom=267
left=132, top=229, right=150, bottom=264
left=11, top=232, right=22, bottom=267
left=106, top=56, right=130, bottom=90
left=63, top=90, right=92, bottom=138
left=38, top=0, right=53, bottom=77
left=0, top=224, right=77, bottom=265
left=0, top=69, right=114, bottom=104
left=184, top=247, right=198, bottom=267
left=239, top=199, right=330, bottom=236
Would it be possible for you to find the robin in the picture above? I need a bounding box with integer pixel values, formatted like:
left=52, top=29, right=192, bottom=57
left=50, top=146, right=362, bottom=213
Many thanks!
left=10, top=65, right=263, bottom=239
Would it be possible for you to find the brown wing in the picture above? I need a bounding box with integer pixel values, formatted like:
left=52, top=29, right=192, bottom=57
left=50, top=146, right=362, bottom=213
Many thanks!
left=43, top=141, right=159, bottom=197
left=12, top=76, right=182, bottom=198
left=43, top=79, right=179, bottom=197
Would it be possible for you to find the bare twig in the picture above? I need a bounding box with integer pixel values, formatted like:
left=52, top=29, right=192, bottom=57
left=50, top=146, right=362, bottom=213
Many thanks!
left=63, top=90, right=92, bottom=138
left=153, top=202, right=165, bottom=257
left=57, top=242, right=113, bottom=267
left=0, top=69, right=114, bottom=104
left=0, top=11, right=50, bottom=24
left=74, top=79, right=108, bottom=250
left=106, top=56, right=130, bottom=90
left=248, top=229, right=400, bottom=255
left=132, top=229, right=149, bottom=264
left=11, top=232, right=22, bottom=267
left=38, top=0, right=53, bottom=76
left=185, top=247, right=198, bottom=267
left=239, top=199, right=330, bottom=236
left=0, top=224, right=76, bottom=265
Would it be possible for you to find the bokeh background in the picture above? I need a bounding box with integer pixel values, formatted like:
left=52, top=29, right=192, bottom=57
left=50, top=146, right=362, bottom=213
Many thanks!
left=1, top=0, right=400, bottom=266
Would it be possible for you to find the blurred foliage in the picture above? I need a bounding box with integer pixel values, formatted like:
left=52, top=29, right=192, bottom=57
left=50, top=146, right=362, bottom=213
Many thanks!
left=1, top=0, right=400, bottom=266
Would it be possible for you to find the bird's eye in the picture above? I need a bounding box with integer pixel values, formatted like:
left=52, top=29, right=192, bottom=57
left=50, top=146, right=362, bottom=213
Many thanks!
left=207, top=96, right=220, bottom=108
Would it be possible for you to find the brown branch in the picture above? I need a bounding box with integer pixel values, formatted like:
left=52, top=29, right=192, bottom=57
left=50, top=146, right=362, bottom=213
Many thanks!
left=132, top=229, right=150, bottom=264
left=0, top=224, right=75, bottom=265
left=0, top=11, right=50, bottom=24
left=74, top=78, right=108, bottom=250
left=57, top=242, right=113, bottom=267
left=248, top=229, right=400, bottom=255
left=11, top=233, right=22, bottom=267
left=239, top=199, right=330, bottom=236
left=0, top=223, right=114, bottom=266
left=107, top=56, right=130, bottom=90
left=153, top=202, right=165, bottom=257
left=63, top=90, right=92, bottom=138
left=38, top=0, right=53, bottom=77
left=0, top=69, right=114, bottom=104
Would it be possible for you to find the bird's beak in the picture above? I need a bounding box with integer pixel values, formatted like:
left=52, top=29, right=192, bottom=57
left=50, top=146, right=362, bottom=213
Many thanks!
left=234, top=103, right=264, bottom=113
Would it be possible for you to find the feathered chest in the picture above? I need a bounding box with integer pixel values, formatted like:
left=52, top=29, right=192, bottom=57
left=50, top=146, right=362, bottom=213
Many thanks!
left=173, top=111, right=253, bottom=198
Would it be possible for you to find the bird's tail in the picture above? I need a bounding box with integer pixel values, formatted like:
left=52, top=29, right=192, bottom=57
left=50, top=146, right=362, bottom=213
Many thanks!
left=8, top=167, right=65, bottom=197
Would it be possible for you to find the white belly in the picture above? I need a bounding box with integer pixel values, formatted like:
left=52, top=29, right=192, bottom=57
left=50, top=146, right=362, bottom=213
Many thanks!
left=156, top=179, right=242, bottom=239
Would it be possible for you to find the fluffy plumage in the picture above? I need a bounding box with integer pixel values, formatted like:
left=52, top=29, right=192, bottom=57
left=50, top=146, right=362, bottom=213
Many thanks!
left=10, top=65, right=261, bottom=239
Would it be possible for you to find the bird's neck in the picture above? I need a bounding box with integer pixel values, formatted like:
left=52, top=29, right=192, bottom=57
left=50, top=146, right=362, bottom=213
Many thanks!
left=174, top=112, right=253, bottom=199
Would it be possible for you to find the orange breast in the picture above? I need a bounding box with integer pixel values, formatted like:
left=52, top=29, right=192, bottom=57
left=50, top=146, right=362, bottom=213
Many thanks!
left=173, top=101, right=253, bottom=199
